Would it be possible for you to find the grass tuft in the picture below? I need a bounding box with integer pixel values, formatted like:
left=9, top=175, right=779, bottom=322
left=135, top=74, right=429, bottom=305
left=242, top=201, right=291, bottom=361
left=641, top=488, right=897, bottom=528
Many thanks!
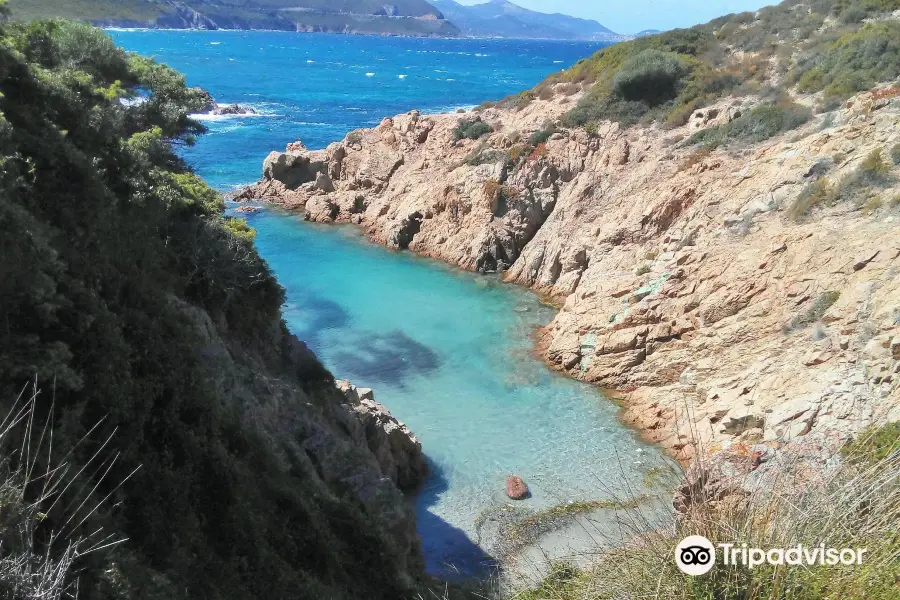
left=512, top=450, right=900, bottom=600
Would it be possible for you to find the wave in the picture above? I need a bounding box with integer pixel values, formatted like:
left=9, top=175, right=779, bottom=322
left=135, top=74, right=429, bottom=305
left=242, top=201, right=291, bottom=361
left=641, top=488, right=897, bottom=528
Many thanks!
left=365, top=72, right=375, bottom=77
left=190, top=104, right=281, bottom=122
left=398, top=74, right=407, bottom=79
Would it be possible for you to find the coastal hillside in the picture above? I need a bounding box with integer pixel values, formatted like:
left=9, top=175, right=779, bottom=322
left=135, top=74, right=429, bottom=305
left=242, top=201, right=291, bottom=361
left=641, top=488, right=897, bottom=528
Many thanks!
left=239, top=0, right=900, bottom=471
left=6, top=0, right=460, bottom=36
left=0, top=13, right=431, bottom=600
left=430, top=0, right=625, bottom=41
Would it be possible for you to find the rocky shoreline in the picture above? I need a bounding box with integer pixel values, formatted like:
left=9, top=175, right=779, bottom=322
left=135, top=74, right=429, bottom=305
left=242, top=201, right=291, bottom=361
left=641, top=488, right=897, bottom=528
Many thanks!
left=235, top=85, right=900, bottom=471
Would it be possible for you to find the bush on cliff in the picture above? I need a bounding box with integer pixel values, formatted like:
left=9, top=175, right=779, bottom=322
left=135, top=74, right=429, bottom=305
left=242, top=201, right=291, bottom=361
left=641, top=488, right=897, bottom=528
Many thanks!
left=610, top=49, right=690, bottom=107
left=793, top=21, right=900, bottom=104
left=0, top=17, right=415, bottom=600
left=512, top=450, right=900, bottom=600
left=686, top=101, right=812, bottom=148
left=453, top=117, right=492, bottom=140
left=550, top=0, right=900, bottom=130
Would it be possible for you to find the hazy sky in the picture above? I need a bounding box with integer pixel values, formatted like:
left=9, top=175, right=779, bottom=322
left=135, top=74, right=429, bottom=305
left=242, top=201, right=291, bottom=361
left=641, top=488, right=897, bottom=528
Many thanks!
left=454, top=0, right=777, bottom=34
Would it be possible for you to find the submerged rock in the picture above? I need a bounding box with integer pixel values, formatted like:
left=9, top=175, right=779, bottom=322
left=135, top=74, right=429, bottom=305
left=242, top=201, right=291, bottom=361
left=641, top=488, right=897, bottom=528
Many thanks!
left=506, top=475, right=530, bottom=500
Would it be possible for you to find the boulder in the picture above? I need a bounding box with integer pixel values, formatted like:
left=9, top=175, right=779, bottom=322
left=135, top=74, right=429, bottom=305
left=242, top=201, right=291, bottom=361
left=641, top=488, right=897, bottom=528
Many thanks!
left=506, top=475, right=529, bottom=500
left=190, top=90, right=256, bottom=116
left=336, top=380, right=428, bottom=492
left=212, top=103, right=256, bottom=116
left=263, top=151, right=327, bottom=190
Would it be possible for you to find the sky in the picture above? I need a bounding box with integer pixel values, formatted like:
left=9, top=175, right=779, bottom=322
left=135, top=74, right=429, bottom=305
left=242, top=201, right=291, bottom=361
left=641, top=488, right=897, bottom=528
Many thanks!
left=453, top=0, right=777, bottom=35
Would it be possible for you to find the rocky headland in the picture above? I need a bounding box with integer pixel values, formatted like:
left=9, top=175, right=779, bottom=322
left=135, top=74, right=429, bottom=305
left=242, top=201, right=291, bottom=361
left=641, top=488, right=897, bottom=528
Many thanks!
left=8, top=0, right=461, bottom=37
left=236, top=82, right=900, bottom=472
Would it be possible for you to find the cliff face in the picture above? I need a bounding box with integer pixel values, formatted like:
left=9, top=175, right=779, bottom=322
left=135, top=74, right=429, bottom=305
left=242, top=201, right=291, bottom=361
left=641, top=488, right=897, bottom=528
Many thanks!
left=0, top=19, right=430, bottom=599
left=237, top=86, right=900, bottom=465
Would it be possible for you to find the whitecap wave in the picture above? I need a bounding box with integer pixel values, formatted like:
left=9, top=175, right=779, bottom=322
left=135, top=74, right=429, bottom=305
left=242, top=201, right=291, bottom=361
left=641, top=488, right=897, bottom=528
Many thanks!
left=190, top=104, right=281, bottom=122
left=210, top=41, right=222, bottom=45
left=365, top=72, right=375, bottom=77
left=398, top=74, right=407, bottom=79
left=307, top=59, right=315, bottom=64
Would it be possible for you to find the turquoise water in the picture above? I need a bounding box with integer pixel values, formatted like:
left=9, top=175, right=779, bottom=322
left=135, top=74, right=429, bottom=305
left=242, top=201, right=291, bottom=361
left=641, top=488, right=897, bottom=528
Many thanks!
left=110, top=31, right=670, bottom=576
left=109, top=30, right=606, bottom=188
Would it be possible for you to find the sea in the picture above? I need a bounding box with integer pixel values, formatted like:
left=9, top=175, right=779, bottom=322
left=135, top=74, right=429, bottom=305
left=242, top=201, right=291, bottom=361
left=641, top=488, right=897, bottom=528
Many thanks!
left=109, top=30, right=673, bottom=577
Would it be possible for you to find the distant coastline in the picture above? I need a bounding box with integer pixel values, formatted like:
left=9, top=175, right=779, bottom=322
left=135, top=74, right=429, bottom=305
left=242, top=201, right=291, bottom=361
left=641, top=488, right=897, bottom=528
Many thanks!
left=102, top=25, right=631, bottom=43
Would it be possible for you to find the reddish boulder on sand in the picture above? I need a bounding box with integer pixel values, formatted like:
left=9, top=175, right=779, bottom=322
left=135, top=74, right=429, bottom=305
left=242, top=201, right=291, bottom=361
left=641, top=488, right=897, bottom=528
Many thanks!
left=506, top=475, right=529, bottom=500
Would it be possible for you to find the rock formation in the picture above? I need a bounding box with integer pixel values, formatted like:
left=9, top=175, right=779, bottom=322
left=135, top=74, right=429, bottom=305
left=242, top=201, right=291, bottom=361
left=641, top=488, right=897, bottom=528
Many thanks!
left=506, top=475, right=530, bottom=500
left=238, top=85, right=900, bottom=469
left=336, top=380, right=429, bottom=492
left=194, top=90, right=257, bottom=116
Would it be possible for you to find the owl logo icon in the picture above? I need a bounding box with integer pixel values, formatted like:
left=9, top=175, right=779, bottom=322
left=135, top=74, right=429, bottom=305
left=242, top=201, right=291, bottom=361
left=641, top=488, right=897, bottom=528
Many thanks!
left=675, top=536, right=715, bottom=575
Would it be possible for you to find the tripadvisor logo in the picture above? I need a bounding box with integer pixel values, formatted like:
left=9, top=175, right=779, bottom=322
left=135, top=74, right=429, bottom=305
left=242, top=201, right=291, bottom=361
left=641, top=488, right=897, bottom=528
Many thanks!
left=675, top=535, right=715, bottom=575
left=675, top=536, right=868, bottom=575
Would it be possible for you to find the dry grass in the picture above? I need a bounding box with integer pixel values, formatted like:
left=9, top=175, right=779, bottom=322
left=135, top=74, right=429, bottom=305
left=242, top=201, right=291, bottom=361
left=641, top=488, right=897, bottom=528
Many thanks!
left=0, top=383, right=130, bottom=600
left=508, top=424, right=899, bottom=600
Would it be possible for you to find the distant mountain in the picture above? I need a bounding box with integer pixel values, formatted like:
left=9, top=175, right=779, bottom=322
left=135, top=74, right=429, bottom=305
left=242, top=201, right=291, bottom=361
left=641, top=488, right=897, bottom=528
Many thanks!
left=634, top=29, right=663, bottom=37
left=7, top=0, right=460, bottom=37
left=430, top=0, right=626, bottom=41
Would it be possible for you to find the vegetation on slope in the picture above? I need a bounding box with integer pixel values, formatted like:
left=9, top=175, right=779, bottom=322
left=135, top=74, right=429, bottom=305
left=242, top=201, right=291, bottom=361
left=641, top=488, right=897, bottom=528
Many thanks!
left=531, top=0, right=900, bottom=131
left=5, top=0, right=456, bottom=34
left=513, top=440, right=899, bottom=600
left=6, top=0, right=170, bottom=23
left=0, top=11, right=418, bottom=600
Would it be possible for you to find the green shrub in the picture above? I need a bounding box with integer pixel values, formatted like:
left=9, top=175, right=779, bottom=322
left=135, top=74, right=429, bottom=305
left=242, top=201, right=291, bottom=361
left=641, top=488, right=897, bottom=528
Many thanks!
left=860, top=147, right=891, bottom=174
left=499, top=90, right=536, bottom=111
left=463, top=146, right=507, bottom=167
left=839, top=5, right=869, bottom=23
left=831, top=148, right=895, bottom=205
left=891, top=143, right=900, bottom=165
left=788, top=177, right=833, bottom=220
left=610, top=49, right=690, bottom=107
left=0, top=19, right=414, bottom=600
left=542, top=0, right=900, bottom=133
left=793, top=21, right=900, bottom=102
left=842, top=422, right=900, bottom=464
left=453, top=117, right=492, bottom=140
left=687, top=102, right=812, bottom=148
left=785, top=291, right=841, bottom=331
left=528, top=123, right=558, bottom=146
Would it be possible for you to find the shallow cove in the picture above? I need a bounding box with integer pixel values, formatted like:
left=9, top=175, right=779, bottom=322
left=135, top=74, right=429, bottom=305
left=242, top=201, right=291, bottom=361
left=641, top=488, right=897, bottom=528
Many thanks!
left=106, top=30, right=672, bottom=577
left=244, top=207, right=671, bottom=576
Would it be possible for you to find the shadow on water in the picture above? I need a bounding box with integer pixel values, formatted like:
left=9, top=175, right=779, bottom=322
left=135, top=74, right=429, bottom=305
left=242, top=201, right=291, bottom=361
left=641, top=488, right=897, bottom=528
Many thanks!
left=286, top=291, right=350, bottom=349
left=334, top=330, right=441, bottom=387
left=417, top=458, right=497, bottom=580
